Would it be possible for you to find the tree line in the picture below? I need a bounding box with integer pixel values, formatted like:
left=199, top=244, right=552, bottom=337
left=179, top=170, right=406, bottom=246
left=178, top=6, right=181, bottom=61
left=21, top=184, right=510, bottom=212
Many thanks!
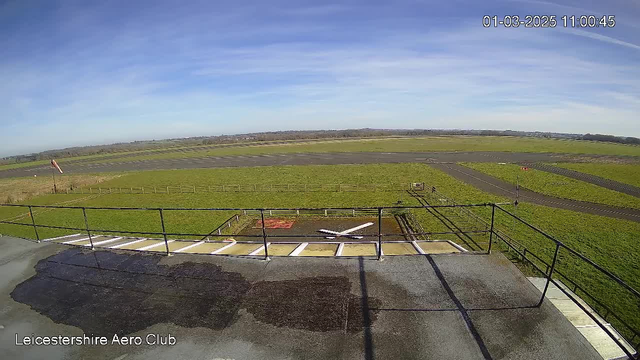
left=2, top=128, right=638, bottom=165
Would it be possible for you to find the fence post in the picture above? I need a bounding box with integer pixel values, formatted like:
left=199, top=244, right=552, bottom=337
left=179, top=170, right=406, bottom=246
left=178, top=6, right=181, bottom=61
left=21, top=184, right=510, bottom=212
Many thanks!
left=159, top=209, right=170, bottom=256
left=538, top=242, right=560, bottom=307
left=377, top=207, right=383, bottom=261
left=28, top=206, right=40, bottom=242
left=488, top=204, right=496, bottom=254
left=260, top=209, right=270, bottom=261
left=82, top=207, right=94, bottom=250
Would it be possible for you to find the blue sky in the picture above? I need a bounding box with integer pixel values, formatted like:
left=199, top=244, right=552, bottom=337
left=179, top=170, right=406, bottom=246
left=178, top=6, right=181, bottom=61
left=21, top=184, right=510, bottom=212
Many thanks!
left=1, top=0, right=639, bottom=156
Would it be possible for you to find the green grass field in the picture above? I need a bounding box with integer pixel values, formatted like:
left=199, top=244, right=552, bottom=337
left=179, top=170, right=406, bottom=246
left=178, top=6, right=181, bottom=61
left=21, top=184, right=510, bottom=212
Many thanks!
left=555, top=163, right=640, bottom=188
left=1, top=162, right=639, bottom=343
left=4, top=135, right=640, bottom=171
left=462, top=162, right=640, bottom=209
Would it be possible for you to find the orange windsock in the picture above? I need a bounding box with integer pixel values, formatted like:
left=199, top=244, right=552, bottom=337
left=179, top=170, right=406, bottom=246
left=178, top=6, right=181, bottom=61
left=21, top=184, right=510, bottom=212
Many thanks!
left=51, top=159, right=63, bottom=174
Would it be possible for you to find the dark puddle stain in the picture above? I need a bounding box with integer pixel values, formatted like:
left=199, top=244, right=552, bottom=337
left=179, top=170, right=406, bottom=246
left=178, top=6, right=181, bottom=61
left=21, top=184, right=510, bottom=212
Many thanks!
left=244, top=276, right=381, bottom=332
left=11, top=249, right=379, bottom=336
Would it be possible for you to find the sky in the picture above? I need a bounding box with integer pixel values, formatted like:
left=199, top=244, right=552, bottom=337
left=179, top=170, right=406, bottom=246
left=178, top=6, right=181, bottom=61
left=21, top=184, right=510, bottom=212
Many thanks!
left=1, top=0, right=639, bottom=156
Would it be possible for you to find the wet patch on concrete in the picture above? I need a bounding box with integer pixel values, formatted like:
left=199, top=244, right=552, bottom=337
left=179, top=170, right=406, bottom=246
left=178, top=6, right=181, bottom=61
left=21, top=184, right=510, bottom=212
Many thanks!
left=243, top=276, right=381, bottom=332
left=11, top=249, right=251, bottom=336
left=11, top=249, right=380, bottom=337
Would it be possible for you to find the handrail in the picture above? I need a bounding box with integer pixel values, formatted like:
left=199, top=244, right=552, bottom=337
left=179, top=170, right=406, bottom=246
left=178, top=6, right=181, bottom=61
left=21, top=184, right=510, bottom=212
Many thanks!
left=200, top=213, right=240, bottom=241
left=0, top=203, right=494, bottom=211
left=1, top=200, right=638, bottom=357
left=495, top=204, right=640, bottom=300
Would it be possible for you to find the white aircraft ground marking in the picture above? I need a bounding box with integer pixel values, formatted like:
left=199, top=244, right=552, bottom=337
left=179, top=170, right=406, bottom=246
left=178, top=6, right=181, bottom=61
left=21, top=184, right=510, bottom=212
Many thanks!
left=43, top=233, right=82, bottom=242
left=110, top=238, right=146, bottom=249
left=62, top=237, right=91, bottom=244
left=318, top=222, right=374, bottom=239
left=89, top=237, right=123, bottom=246
left=137, top=240, right=174, bottom=251
left=174, top=241, right=205, bottom=253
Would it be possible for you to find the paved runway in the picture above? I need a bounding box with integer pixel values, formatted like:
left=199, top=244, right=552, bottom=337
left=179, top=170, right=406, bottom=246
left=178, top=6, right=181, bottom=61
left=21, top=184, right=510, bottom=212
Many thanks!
left=0, top=151, right=572, bottom=178
left=3, top=151, right=639, bottom=223
left=431, top=163, right=640, bottom=223
left=523, top=162, right=640, bottom=198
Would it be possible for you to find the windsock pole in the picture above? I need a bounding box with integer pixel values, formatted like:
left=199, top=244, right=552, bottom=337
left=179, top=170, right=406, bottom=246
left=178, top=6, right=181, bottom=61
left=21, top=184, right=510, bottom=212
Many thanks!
left=51, top=166, right=57, bottom=194
left=50, top=159, right=63, bottom=194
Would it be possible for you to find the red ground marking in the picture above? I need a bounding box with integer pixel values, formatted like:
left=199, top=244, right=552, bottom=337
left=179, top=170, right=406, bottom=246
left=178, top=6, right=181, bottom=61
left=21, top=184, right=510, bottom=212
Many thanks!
left=254, top=219, right=296, bottom=229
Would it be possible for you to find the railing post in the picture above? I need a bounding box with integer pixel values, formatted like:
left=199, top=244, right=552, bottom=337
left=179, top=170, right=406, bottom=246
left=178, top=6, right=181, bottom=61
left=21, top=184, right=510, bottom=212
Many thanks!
left=28, top=206, right=40, bottom=242
left=488, top=204, right=495, bottom=254
left=82, top=207, right=94, bottom=250
left=159, top=209, right=170, bottom=256
left=260, top=209, right=270, bottom=261
left=538, top=242, right=561, bottom=307
left=377, top=207, right=383, bottom=261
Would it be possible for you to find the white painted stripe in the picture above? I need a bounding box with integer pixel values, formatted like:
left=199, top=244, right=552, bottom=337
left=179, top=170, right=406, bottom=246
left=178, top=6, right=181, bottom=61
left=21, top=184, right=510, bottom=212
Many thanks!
left=448, top=241, right=468, bottom=252
left=211, top=242, right=236, bottom=254
left=90, top=237, right=123, bottom=247
left=174, top=241, right=205, bottom=253
left=412, top=241, right=426, bottom=255
left=336, top=243, right=345, bottom=256
left=63, top=237, right=90, bottom=244
left=43, top=233, right=82, bottom=242
left=110, top=238, right=146, bottom=249
left=249, top=243, right=269, bottom=256
left=289, top=243, right=308, bottom=256
left=137, top=240, right=173, bottom=251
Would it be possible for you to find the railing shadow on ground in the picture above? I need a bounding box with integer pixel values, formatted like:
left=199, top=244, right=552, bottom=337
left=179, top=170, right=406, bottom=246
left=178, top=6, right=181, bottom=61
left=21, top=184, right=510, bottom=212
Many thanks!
left=0, top=201, right=638, bottom=358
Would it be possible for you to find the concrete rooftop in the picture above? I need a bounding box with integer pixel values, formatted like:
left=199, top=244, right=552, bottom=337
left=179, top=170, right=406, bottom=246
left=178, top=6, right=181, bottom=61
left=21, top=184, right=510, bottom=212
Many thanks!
left=0, top=236, right=602, bottom=360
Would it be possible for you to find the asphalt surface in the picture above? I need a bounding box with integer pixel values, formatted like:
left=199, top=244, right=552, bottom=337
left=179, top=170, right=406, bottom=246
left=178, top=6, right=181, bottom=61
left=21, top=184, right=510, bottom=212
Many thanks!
left=0, top=236, right=601, bottom=360
left=3, top=150, right=639, bottom=223
left=0, top=151, right=573, bottom=178
left=523, top=162, right=640, bottom=198
left=431, top=163, right=640, bottom=223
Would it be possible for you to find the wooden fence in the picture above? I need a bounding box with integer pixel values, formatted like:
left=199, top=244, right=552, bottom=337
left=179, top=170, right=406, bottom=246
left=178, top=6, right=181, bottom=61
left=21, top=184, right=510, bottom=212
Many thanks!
left=62, top=183, right=424, bottom=195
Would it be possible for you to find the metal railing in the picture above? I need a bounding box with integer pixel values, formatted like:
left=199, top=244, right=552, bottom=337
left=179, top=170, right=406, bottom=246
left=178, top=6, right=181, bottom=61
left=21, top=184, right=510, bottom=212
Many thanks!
left=489, top=205, right=640, bottom=359
left=62, top=183, right=420, bottom=195
left=0, top=201, right=638, bottom=358
left=200, top=213, right=242, bottom=240
left=0, top=203, right=493, bottom=259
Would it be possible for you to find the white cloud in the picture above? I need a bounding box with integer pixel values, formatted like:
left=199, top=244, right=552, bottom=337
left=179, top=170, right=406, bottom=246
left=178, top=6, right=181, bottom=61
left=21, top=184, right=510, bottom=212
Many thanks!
left=1, top=0, right=639, bottom=156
